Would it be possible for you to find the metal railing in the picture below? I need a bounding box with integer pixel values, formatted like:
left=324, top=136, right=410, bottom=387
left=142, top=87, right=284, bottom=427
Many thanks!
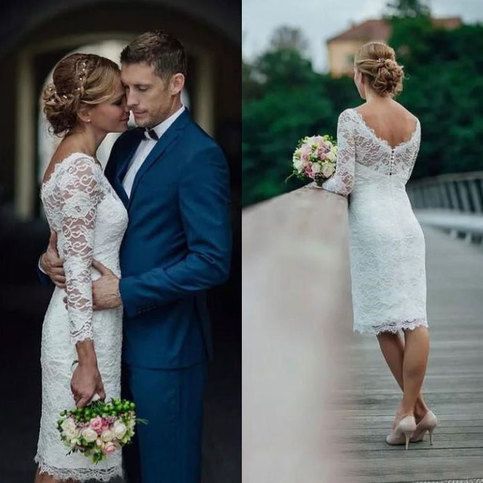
left=407, top=172, right=483, bottom=243
left=407, top=171, right=483, bottom=213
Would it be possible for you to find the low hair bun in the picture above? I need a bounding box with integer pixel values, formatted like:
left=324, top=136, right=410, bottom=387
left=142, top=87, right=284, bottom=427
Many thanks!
left=42, top=53, right=120, bottom=136
left=354, top=42, right=404, bottom=97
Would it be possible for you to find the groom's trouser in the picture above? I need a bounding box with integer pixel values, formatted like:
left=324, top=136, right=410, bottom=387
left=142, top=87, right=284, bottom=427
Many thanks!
left=122, top=361, right=207, bottom=483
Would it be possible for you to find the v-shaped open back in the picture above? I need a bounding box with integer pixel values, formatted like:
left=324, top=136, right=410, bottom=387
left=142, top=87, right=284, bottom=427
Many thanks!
left=352, top=108, right=420, bottom=151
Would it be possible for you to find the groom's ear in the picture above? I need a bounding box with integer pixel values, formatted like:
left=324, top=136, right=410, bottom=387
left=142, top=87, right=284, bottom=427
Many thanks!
left=169, top=73, right=185, bottom=96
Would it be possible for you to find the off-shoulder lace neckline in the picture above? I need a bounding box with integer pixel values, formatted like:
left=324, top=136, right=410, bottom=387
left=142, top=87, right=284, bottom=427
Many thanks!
left=41, top=152, right=100, bottom=193
left=351, top=108, right=420, bottom=151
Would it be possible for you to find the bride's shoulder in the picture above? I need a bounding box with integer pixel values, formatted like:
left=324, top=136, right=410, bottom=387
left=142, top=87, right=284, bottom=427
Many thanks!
left=43, top=153, right=101, bottom=188
left=337, top=108, right=360, bottom=128
left=339, top=107, right=357, bottom=117
left=55, top=152, right=100, bottom=173
left=392, top=102, right=420, bottom=125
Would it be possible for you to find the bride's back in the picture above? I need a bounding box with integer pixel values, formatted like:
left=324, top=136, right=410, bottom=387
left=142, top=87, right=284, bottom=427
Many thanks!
left=356, top=101, right=418, bottom=150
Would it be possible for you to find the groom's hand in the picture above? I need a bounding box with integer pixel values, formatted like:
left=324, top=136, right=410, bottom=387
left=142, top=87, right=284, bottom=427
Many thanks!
left=92, top=260, right=122, bottom=311
left=41, top=230, right=66, bottom=288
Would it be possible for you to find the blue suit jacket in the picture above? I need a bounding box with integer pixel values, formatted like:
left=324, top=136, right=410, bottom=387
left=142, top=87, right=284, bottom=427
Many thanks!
left=106, top=110, right=232, bottom=369
left=39, top=110, right=232, bottom=369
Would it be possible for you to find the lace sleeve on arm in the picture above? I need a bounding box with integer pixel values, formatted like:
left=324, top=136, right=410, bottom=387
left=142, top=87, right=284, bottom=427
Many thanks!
left=322, top=110, right=356, bottom=196
left=59, top=158, right=103, bottom=344
left=406, top=123, right=421, bottom=181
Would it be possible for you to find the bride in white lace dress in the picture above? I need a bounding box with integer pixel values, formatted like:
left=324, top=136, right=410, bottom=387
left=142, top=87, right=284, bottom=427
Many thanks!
left=322, top=42, right=437, bottom=449
left=35, top=53, right=129, bottom=481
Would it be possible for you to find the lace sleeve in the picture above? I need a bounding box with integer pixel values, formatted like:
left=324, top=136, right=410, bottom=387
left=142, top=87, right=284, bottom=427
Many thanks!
left=322, top=110, right=356, bottom=196
left=58, top=157, right=103, bottom=344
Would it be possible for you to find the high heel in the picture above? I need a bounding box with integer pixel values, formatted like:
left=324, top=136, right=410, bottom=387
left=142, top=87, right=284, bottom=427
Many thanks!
left=410, top=410, right=438, bottom=444
left=385, top=415, right=417, bottom=449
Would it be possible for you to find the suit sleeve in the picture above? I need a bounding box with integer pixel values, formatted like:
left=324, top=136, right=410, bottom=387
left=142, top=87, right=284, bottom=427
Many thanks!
left=37, top=259, right=54, bottom=286
left=119, top=145, right=232, bottom=318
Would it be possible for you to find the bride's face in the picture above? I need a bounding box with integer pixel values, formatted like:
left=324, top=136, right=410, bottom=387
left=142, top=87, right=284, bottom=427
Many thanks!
left=82, top=76, right=129, bottom=134
left=353, top=68, right=366, bottom=100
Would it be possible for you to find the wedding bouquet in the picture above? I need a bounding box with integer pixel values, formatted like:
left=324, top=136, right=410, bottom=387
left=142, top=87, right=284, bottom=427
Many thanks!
left=57, top=398, right=142, bottom=463
left=287, top=134, right=337, bottom=187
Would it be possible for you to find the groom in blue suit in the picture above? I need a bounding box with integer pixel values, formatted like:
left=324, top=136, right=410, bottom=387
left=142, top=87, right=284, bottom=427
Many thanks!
left=40, top=31, right=231, bottom=482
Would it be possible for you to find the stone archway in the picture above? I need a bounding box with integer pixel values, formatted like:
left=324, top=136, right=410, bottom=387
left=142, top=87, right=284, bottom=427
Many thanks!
left=0, top=0, right=240, bottom=219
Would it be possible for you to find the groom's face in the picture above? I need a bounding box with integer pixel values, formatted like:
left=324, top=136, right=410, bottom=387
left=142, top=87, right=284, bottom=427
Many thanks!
left=121, top=62, right=183, bottom=128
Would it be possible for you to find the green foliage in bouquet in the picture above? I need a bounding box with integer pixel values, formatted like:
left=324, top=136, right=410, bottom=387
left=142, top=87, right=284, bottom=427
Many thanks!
left=57, top=398, right=147, bottom=464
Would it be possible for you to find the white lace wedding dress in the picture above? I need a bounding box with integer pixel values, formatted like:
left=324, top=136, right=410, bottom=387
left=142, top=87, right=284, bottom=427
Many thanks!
left=35, top=153, right=128, bottom=481
left=322, top=108, right=428, bottom=334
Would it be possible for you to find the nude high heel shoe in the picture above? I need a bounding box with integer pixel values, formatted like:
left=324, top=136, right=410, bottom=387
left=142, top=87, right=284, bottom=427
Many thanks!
left=385, top=415, right=417, bottom=450
left=410, top=410, right=438, bottom=444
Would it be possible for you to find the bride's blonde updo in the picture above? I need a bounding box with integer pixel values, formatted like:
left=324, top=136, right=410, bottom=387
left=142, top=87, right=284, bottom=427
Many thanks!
left=42, top=53, right=120, bottom=135
left=354, top=42, right=404, bottom=97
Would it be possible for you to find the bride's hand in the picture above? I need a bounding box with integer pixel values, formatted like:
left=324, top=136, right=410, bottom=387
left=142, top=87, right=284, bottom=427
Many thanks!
left=70, top=362, right=106, bottom=408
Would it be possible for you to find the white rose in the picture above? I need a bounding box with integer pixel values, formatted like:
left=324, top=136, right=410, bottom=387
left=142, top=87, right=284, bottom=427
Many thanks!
left=322, top=164, right=335, bottom=177
left=293, top=157, right=304, bottom=171
left=311, top=163, right=321, bottom=174
left=61, top=417, right=76, bottom=433
left=81, top=427, right=98, bottom=443
left=113, top=421, right=127, bottom=439
left=327, top=151, right=336, bottom=162
left=101, top=429, right=115, bottom=442
left=70, top=437, right=81, bottom=446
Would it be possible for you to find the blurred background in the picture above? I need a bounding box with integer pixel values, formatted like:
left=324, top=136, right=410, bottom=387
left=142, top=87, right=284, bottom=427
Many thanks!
left=0, top=1, right=240, bottom=481
left=243, top=0, right=483, bottom=206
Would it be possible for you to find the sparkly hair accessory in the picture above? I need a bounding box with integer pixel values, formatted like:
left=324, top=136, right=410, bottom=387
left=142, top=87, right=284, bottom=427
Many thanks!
left=76, top=60, right=89, bottom=94
left=44, top=83, right=63, bottom=105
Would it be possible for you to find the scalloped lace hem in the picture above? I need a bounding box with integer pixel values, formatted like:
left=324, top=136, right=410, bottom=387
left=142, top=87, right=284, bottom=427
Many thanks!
left=354, top=318, right=428, bottom=335
left=34, top=454, right=123, bottom=482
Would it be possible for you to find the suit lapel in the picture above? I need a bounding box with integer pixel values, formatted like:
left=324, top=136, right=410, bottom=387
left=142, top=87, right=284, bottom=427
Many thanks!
left=127, top=110, right=190, bottom=209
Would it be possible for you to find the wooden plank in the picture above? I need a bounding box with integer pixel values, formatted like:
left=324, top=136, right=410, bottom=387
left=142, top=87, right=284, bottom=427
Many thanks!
left=335, top=225, right=483, bottom=481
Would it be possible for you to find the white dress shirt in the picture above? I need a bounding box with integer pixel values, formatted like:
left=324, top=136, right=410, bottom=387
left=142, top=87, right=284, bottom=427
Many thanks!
left=122, top=105, right=185, bottom=198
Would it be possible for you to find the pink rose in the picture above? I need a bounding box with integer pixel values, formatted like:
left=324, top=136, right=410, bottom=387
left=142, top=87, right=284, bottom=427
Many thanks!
left=300, top=144, right=312, bottom=162
left=317, top=145, right=330, bottom=159
left=103, top=442, right=117, bottom=455
left=304, top=166, right=314, bottom=179
left=90, top=416, right=104, bottom=434
left=100, top=418, right=110, bottom=432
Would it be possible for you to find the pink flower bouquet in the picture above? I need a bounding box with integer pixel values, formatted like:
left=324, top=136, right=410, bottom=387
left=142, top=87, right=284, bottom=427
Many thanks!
left=57, top=398, right=144, bottom=464
left=287, top=134, right=337, bottom=187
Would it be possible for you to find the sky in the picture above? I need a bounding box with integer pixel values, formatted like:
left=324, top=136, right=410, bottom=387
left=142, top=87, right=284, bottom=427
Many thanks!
left=242, top=0, right=483, bottom=72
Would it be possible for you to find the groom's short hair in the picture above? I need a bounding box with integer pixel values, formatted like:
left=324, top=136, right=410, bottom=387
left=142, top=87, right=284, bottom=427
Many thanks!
left=120, top=30, right=187, bottom=79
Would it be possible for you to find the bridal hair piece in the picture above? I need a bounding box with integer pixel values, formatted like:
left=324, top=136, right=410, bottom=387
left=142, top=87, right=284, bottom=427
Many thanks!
left=354, top=42, right=404, bottom=97
left=42, top=53, right=120, bottom=136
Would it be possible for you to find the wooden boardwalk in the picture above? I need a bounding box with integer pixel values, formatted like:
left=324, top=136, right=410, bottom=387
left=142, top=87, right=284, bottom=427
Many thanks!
left=243, top=188, right=483, bottom=482
left=335, top=222, right=483, bottom=482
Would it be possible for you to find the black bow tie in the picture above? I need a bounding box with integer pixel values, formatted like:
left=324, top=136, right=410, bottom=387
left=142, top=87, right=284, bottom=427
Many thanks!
left=145, top=128, right=159, bottom=140
left=131, top=127, right=159, bottom=141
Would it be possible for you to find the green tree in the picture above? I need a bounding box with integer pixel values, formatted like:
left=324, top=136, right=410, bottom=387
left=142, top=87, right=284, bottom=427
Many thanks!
left=242, top=28, right=342, bottom=205
left=243, top=19, right=483, bottom=206
left=269, top=26, right=309, bottom=52
left=385, top=0, right=430, bottom=18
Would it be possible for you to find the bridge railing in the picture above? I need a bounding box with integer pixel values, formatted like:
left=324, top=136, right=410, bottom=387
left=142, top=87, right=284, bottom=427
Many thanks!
left=407, top=172, right=483, bottom=243
left=407, top=171, right=483, bottom=213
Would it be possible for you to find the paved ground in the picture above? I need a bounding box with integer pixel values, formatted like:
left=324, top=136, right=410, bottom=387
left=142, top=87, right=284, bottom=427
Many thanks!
left=335, top=223, right=483, bottom=482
